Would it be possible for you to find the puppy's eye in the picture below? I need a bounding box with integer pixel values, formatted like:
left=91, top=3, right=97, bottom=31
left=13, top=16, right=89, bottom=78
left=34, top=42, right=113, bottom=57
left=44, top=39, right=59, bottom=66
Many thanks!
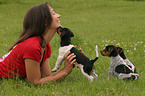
left=103, top=49, right=107, bottom=52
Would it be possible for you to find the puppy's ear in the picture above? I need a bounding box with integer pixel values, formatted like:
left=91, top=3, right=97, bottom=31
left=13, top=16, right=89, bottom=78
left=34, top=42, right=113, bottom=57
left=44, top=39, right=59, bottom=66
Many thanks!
left=117, top=47, right=123, bottom=54
left=109, top=47, right=114, bottom=54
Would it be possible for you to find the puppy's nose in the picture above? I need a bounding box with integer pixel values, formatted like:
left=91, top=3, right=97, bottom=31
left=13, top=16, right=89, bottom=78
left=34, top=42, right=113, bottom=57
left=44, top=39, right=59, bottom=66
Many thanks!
left=100, top=50, right=105, bottom=56
left=100, top=51, right=102, bottom=54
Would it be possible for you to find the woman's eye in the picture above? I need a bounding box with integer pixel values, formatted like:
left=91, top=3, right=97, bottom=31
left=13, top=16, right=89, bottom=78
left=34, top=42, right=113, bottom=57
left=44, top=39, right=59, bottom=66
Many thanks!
left=52, top=11, right=56, bottom=15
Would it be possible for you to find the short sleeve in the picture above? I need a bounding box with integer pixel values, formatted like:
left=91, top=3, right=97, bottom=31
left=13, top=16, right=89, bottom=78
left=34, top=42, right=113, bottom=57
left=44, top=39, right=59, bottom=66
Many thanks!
left=23, top=43, right=42, bottom=63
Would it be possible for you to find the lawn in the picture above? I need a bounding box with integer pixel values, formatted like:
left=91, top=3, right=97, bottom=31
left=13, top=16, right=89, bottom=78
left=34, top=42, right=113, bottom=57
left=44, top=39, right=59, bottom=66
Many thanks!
left=0, top=0, right=145, bottom=95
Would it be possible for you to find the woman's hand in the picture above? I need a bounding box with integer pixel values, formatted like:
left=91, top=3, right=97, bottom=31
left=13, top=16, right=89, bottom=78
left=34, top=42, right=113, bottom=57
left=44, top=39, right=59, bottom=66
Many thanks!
left=63, top=51, right=76, bottom=74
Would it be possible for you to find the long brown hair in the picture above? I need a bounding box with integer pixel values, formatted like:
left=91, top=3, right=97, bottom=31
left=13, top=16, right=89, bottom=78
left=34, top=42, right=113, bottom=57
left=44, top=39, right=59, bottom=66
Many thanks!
left=8, top=2, right=52, bottom=51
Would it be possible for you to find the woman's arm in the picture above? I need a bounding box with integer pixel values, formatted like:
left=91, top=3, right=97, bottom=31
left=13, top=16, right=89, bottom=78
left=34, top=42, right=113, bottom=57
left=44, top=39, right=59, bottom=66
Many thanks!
left=40, top=58, right=51, bottom=77
left=25, top=51, right=76, bottom=85
left=40, top=58, right=64, bottom=77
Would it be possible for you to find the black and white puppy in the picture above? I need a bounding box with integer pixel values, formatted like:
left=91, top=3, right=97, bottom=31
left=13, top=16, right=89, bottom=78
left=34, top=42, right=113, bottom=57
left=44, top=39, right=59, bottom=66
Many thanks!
left=52, top=27, right=99, bottom=81
left=100, top=45, right=139, bottom=80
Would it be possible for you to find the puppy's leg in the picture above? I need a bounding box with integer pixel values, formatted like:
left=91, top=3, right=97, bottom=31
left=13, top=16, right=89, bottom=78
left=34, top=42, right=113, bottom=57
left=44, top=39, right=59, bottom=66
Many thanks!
left=124, top=59, right=136, bottom=73
left=115, top=65, right=139, bottom=80
left=77, top=64, right=94, bottom=82
left=88, top=45, right=99, bottom=80
left=51, top=55, right=64, bottom=72
left=90, top=71, right=98, bottom=80
left=90, top=66, right=98, bottom=80
left=118, top=73, right=139, bottom=80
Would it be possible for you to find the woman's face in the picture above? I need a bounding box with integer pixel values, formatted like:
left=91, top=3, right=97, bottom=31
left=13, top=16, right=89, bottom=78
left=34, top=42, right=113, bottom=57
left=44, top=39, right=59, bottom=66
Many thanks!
left=49, top=7, right=61, bottom=30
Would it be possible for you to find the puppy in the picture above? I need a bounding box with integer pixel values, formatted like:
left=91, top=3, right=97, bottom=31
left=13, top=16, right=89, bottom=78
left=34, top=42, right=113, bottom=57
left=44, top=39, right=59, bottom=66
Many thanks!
left=52, top=27, right=99, bottom=81
left=100, top=45, right=139, bottom=80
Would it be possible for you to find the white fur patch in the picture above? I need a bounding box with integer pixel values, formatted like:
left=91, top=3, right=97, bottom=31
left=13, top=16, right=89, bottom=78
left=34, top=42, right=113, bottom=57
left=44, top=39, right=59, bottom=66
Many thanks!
left=96, top=45, right=99, bottom=57
left=51, top=45, right=74, bottom=72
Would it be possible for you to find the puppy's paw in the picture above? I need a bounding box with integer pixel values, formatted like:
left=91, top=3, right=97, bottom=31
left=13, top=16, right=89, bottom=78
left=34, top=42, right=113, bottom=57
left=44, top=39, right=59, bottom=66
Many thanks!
left=51, top=68, right=57, bottom=72
left=88, top=76, right=94, bottom=82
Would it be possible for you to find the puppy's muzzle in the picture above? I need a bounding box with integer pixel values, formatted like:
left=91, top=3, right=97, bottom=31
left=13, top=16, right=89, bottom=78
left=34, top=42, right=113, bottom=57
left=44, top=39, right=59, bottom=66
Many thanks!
left=100, top=50, right=105, bottom=56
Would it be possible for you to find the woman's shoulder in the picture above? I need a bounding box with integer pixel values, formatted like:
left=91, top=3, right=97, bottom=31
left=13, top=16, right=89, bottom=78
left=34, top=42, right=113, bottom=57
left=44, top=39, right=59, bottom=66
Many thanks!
left=19, top=36, right=51, bottom=50
left=18, top=36, right=41, bottom=49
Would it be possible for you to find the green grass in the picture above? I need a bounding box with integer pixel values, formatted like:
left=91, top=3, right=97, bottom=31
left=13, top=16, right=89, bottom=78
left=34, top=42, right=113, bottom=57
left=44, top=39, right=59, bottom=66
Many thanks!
left=0, top=0, right=145, bottom=95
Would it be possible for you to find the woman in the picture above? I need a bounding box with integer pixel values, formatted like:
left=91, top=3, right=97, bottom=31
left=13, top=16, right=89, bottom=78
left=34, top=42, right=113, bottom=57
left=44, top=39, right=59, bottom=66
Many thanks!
left=0, top=2, right=76, bottom=85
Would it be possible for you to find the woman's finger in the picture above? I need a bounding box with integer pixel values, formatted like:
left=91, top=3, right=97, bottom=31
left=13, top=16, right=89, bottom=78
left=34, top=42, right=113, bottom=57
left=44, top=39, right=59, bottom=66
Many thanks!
left=64, top=51, right=70, bottom=58
left=71, top=59, right=76, bottom=65
left=66, top=53, right=75, bottom=60
left=68, top=55, right=76, bottom=63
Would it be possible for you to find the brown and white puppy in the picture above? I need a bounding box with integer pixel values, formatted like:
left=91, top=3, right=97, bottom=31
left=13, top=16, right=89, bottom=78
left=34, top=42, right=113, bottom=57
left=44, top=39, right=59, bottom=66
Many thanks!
left=100, top=45, right=139, bottom=80
left=51, top=26, right=99, bottom=81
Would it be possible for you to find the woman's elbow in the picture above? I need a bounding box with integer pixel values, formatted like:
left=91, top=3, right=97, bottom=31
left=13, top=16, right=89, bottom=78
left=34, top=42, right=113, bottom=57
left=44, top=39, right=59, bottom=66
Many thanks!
left=27, top=78, right=41, bottom=86
left=33, top=80, right=41, bottom=86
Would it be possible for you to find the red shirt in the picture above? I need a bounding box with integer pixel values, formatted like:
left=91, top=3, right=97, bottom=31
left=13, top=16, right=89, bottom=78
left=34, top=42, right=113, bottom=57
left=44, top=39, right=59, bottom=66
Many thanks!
left=0, top=36, right=51, bottom=78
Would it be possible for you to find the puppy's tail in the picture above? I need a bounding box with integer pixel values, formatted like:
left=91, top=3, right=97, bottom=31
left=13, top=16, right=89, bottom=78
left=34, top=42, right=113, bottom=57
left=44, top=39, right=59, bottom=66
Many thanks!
left=91, top=45, right=99, bottom=63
